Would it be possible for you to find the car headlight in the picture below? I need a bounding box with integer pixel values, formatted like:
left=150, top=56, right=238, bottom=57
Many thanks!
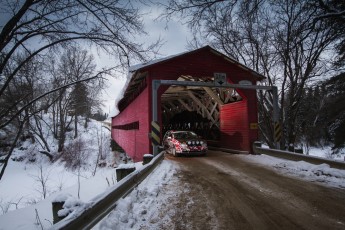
left=181, top=143, right=188, bottom=149
left=187, top=141, right=191, bottom=145
left=196, top=141, right=200, bottom=144
left=200, top=141, right=204, bottom=144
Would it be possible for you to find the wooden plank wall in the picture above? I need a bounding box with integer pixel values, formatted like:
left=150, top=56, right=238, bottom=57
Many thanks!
left=111, top=87, right=150, bottom=162
left=220, top=100, right=250, bottom=151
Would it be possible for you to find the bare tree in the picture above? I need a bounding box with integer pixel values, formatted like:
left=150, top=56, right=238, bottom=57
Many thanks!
left=61, top=137, right=90, bottom=199
left=30, top=164, right=52, bottom=199
left=161, top=0, right=340, bottom=148
left=312, top=0, right=345, bottom=67
left=61, top=46, right=98, bottom=138
left=29, top=114, right=53, bottom=160
left=93, top=124, right=110, bottom=176
left=0, top=197, right=24, bottom=214
left=0, top=0, right=159, bottom=180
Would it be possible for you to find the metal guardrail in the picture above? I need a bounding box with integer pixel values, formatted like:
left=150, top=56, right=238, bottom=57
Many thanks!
left=208, top=146, right=249, bottom=154
left=253, top=142, right=345, bottom=170
left=51, top=152, right=165, bottom=230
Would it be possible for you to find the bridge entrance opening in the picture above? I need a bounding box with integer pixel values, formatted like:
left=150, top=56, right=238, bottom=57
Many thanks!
left=160, top=75, right=243, bottom=143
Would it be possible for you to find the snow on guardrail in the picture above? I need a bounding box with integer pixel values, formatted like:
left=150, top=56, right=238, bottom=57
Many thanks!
left=50, top=152, right=165, bottom=230
left=253, top=142, right=345, bottom=170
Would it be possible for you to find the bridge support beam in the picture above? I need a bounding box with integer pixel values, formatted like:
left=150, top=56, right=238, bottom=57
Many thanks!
left=152, top=80, right=280, bottom=155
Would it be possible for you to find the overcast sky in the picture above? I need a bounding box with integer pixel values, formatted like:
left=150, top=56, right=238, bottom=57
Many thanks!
left=102, top=3, right=192, bottom=116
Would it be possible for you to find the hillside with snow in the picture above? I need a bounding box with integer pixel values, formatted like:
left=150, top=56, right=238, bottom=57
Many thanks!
left=0, top=115, right=131, bottom=216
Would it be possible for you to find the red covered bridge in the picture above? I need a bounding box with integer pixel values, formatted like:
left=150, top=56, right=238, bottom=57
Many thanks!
left=111, top=46, right=265, bottom=162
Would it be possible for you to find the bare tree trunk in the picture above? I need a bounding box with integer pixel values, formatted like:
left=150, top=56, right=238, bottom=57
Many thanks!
left=74, top=115, right=78, bottom=139
left=31, top=115, right=51, bottom=153
left=58, top=93, right=65, bottom=152
left=93, top=124, right=102, bottom=176
left=0, top=120, right=25, bottom=181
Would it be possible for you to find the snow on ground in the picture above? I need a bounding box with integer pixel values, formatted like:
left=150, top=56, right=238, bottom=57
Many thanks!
left=308, top=146, right=345, bottom=161
left=241, top=154, right=345, bottom=189
left=0, top=158, right=144, bottom=230
left=93, top=153, right=345, bottom=230
left=0, top=163, right=119, bottom=229
left=0, top=157, right=176, bottom=230
left=0, top=116, right=134, bottom=229
left=93, top=160, right=178, bottom=230
left=1, top=120, right=345, bottom=230
left=1, top=151, right=345, bottom=230
left=0, top=117, right=117, bottom=213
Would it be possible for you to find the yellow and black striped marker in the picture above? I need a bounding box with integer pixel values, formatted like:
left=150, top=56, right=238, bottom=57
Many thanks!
left=274, top=122, right=282, bottom=142
left=151, top=121, right=160, bottom=146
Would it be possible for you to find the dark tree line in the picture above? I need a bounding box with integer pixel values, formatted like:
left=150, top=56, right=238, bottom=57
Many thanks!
left=91, top=111, right=108, bottom=121
left=322, top=73, right=345, bottom=150
left=293, top=72, right=345, bottom=153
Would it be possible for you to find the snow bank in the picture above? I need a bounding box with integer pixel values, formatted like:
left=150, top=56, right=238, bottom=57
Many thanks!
left=57, top=195, right=84, bottom=218
left=117, top=163, right=136, bottom=169
left=93, top=160, right=178, bottom=230
left=242, top=154, right=345, bottom=188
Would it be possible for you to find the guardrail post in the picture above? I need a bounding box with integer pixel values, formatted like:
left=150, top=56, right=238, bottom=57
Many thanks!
left=272, top=86, right=281, bottom=150
left=52, top=201, right=66, bottom=224
left=143, top=154, right=154, bottom=165
left=253, top=141, right=262, bottom=155
left=116, top=165, right=136, bottom=182
left=295, top=148, right=303, bottom=154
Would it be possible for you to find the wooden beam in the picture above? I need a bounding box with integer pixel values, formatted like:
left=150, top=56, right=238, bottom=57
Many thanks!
left=177, top=99, right=193, bottom=112
left=210, top=102, right=218, bottom=117
left=187, top=90, right=216, bottom=124
left=224, top=88, right=235, bottom=103
left=203, top=87, right=224, bottom=106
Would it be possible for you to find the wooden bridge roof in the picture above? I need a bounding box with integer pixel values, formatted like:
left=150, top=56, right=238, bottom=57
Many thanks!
left=118, top=46, right=265, bottom=112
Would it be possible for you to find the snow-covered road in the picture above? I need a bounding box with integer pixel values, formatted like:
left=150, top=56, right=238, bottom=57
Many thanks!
left=96, top=150, right=345, bottom=230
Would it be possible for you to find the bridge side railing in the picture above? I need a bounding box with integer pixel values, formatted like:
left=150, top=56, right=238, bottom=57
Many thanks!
left=50, top=152, right=165, bottom=230
left=253, top=142, right=345, bottom=170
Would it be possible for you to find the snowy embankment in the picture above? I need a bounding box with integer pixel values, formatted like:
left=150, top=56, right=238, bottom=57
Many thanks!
left=0, top=158, right=175, bottom=230
left=1, top=151, right=345, bottom=229
left=241, top=154, right=345, bottom=189
left=0, top=116, right=131, bottom=229
left=0, top=165, right=122, bottom=230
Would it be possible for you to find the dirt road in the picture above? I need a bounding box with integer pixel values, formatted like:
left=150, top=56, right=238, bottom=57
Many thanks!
left=156, top=150, right=345, bottom=230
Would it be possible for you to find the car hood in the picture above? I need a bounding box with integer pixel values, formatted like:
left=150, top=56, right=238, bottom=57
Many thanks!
left=175, top=138, right=206, bottom=143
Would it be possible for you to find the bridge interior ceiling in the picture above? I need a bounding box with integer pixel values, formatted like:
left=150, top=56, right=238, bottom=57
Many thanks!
left=161, top=75, right=242, bottom=140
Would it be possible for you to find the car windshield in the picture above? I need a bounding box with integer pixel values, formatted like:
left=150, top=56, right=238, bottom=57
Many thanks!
left=173, top=131, right=198, bottom=139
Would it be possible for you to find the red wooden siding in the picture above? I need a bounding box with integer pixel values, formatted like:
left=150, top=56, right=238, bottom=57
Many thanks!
left=111, top=87, right=150, bottom=162
left=147, top=49, right=259, bottom=86
left=220, top=101, right=249, bottom=150
left=219, top=96, right=258, bottom=152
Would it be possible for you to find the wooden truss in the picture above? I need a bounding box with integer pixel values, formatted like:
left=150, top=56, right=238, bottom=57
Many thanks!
left=161, top=75, right=242, bottom=127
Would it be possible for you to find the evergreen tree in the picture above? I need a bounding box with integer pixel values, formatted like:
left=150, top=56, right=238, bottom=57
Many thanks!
left=322, top=72, right=345, bottom=149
